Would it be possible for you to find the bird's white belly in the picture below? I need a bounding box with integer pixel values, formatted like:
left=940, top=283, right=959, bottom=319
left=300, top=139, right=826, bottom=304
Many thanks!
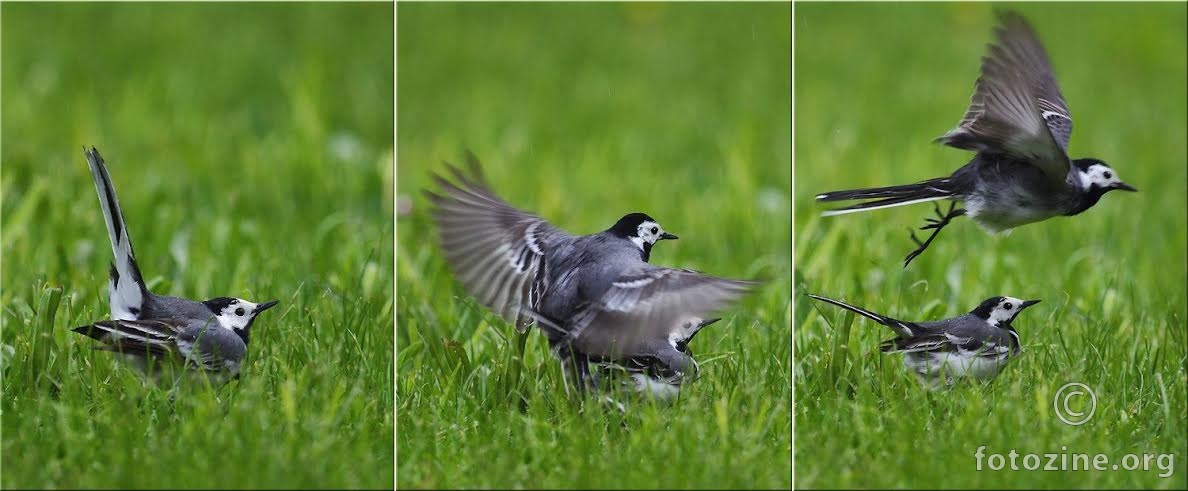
left=964, top=177, right=1079, bottom=233
left=906, top=352, right=1009, bottom=382
left=630, top=374, right=681, bottom=400
left=965, top=195, right=1056, bottom=233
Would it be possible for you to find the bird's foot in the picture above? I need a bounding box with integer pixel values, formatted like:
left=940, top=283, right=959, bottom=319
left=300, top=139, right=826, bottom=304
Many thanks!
left=904, top=202, right=966, bottom=267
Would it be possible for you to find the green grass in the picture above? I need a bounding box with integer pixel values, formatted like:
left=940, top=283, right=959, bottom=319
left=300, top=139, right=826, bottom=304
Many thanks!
left=396, top=3, right=790, bottom=488
left=1, top=3, right=393, bottom=488
left=794, top=3, right=1186, bottom=489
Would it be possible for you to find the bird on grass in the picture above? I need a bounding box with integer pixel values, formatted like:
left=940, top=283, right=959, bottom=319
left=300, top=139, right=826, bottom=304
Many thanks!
left=72, top=147, right=278, bottom=387
left=426, top=152, right=758, bottom=405
left=815, top=10, right=1135, bottom=267
left=807, top=293, right=1040, bottom=389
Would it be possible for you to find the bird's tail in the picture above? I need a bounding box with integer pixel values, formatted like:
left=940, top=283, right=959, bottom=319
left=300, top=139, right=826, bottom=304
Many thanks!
left=84, top=147, right=147, bottom=320
left=806, top=293, right=916, bottom=338
left=815, top=177, right=956, bottom=216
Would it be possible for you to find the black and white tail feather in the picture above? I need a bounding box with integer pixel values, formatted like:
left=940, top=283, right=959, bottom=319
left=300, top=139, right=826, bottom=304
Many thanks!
left=815, top=178, right=956, bottom=217
left=805, top=294, right=918, bottom=338
left=85, top=147, right=147, bottom=320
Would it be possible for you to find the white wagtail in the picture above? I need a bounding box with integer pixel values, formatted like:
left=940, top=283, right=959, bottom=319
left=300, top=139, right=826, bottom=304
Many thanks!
left=426, top=152, right=757, bottom=402
left=807, top=293, right=1040, bottom=388
left=815, top=11, right=1136, bottom=267
left=72, top=147, right=278, bottom=385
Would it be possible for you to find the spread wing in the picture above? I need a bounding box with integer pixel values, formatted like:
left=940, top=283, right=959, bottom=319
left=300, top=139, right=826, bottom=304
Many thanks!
left=425, top=152, right=570, bottom=332
left=937, top=11, right=1073, bottom=183
left=567, top=266, right=757, bottom=350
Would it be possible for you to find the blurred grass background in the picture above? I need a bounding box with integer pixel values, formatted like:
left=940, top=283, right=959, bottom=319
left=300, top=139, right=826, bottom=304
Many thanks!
left=1, top=3, right=393, bottom=488
left=396, top=2, right=790, bottom=488
left=794, top=3, right=1186, bottom=489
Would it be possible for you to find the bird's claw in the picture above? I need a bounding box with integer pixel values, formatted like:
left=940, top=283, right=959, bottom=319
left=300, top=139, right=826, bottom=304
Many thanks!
left=903, top=202, right=965, bottom=268
left=909, top=229, right=925, bottom=247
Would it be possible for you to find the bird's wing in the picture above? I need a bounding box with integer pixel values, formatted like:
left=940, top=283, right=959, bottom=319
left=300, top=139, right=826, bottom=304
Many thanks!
left=937, top=11, right=1072, bottom=183
left=567, top=266, right=757, bottom=354
left=173, top=322, right=243, bottom=372
left=883, top=332, right=964, bottom=354
left=883, top=318, right=1011, bottom=358
left=994, top=11, right=1074, bottom=151
left=73, top=317, right=241, bottom=371
left=425, top=152, right=571, bottom=332
left=73, top=318, right=184, bottom=359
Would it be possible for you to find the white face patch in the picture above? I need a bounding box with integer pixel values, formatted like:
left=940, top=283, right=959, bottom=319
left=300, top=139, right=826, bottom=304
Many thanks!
left=667, top=317, right=704, bottom=349
left=215, top=298, right=259, bottom=331
left=630, top=220, right=667, bottom=251
left=1082, top=163, right=1124, bottom=189
left=987, top=296, right=1027, bottom=326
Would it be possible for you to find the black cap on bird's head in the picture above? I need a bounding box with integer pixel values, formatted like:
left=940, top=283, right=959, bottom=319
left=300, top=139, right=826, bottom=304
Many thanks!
left=609, top=213, right=678, bottom=240
left=609, top=212, right=678, bottom=261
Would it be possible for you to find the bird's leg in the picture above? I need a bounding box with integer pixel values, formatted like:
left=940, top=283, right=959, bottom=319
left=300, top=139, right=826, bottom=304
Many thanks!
left=509, top=329, right=530, bottom=410
left=577, top=352, right=597, bottom=396
left=903, top=201, right=966, bottom=267
left=557, top=345, right=592, bottom=402
left=166, top=372, right=183, bottom=407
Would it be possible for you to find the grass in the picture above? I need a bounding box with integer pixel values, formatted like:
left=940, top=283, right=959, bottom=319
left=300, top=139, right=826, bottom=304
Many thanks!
left=1, top=3, right=393, bottom=488
left=396, top=3, right=790, bottom=488
left=794, top=3, right=1187, bottom=489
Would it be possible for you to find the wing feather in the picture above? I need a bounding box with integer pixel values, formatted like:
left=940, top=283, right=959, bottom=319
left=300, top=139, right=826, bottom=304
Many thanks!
left=937, top=11, right=1073, bottom=183
left=426, top=152, right=570, bottom=332
left=74, top=318, right=241, bottom=371
left=73, top=318, right=183, bottom=358
left=566, top=266, right=757, bottom=356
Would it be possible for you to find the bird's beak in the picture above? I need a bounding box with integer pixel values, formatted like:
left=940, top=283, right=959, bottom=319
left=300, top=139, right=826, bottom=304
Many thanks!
left=1115, top=182, right=1138, bottom=192
left=1020, top=299, right=1042, bottom=309
left=255, top=300, right=280, bottom=313
left=660, top=232, right=678, bottom=240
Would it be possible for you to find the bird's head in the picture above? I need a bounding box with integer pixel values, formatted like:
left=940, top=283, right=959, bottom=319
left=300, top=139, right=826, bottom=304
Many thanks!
left=608, top=212, right=678, bottom=261
left=1075, top=158, right=1137, bottom=197
left=203, top=297, right=280, bottom=344
left=971, top=296, right=1041, bottom=328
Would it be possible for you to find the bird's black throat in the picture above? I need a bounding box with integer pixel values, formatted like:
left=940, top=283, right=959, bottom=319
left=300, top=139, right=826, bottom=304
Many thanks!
left=234, top=327, right=250, bottom=345
left=640, top=241, right=653, bottom=262
left=1065, top=187, right=1108, bottom=216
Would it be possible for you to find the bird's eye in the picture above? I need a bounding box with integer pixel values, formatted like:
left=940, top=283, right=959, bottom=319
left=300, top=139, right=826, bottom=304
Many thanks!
left=1003, top=303, right=1013, bottom=310
left=235, top=308, right=245, bottom=316
left=1103, top=171, right=1112, bottom=179
left=650, top=227, right=658, bottom=234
